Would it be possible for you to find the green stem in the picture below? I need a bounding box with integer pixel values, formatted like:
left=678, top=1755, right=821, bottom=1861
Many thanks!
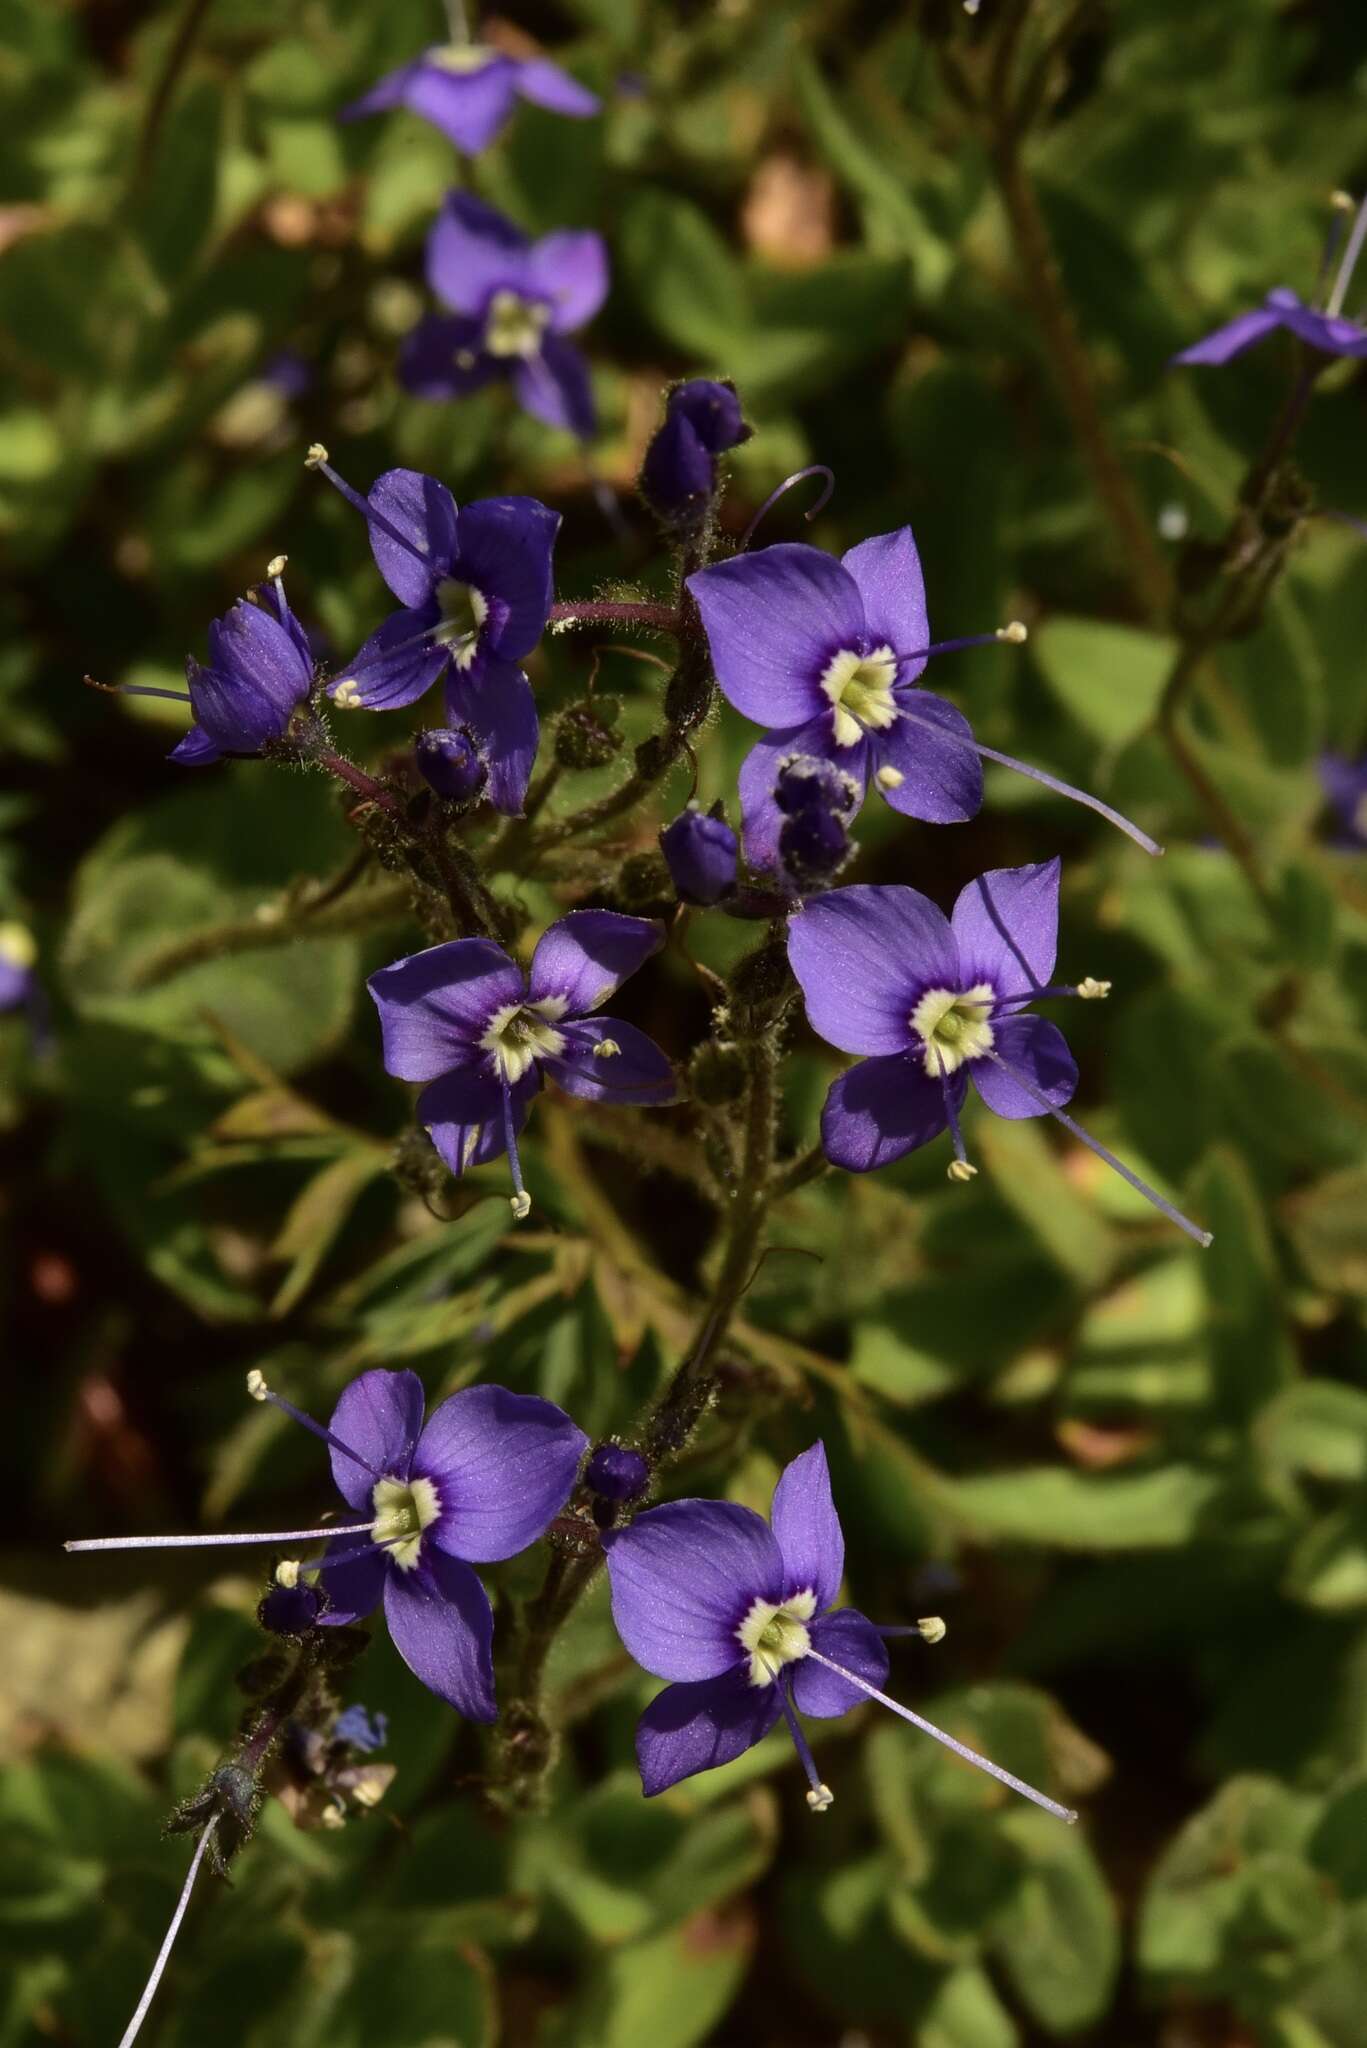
left=127, top=880, right=414, bottom=989
left=772, top=1142, right=831, bottom=1200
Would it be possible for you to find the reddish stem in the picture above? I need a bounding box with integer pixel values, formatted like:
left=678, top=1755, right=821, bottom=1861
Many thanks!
left=549, top=600, right=681, bottom=632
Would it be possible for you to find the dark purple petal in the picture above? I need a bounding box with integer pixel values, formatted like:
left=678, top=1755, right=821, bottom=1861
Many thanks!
left=951, top=860, right=1060, bottom=994
left=841, top=527, right=929, bottom=675
left=364, top=469, right=459, bottom=608
left=971, top=1014, right=1077, bottom=1119
left=525, top=229, right=609, bottom=333
left=660, top=807, right=738, bottom=904
left=368, top=939, right=525, bottom=1080
left=339, top=61, right=420, bottom=122
left=399, top=313, right=500, bottom=401
left=416, top=726, right=487, bottom=803
left=543, top=1017, right=676, bottom=1105
left=403, top=58, right=519, bottom=156
left=669, top=379, right=749, bottom=454
left=686, top=545, right=864, bottom=727
left=1172, top=305, right=1284, bottom=366
left=415, top=1384, right=588, bottom=1562
left=256, top=578, right=315, bottom=671
left=328, top=1368, right=427, bottom=1504
left=791, top=1609, right=890, bottom=1718
left=427, top=191, right=531, bottom=313
left=770, top=1442, right=843, bottom=1612
left=512, top=57, right=600, bottom=118
left=196, top=600, right=313, bottom=736
left=168, top=724, right=222, bottom=766
left=445, top=656, right=539, bottom=815
left=449, top=496, right=559, bottom=659
left=528, top=909, right=664, bottom=1014
left=512, top=335, right=596, bottom=438
left=876, top=693, right=982, bottom=823
left=604, top=1499, right=785, bottom=1681
left=423, top=1067, right=539, bottom=1179
left=737, top=719, right=863, bottom=873
left=640, top=411, right=714, bottom=522
left=788, top=885, right=955, bottom=1056
left=328, top=604, right=448, bottom=713
left=821, top=1054, right=955, bottom=1173
left=586, top=1443, right=650, bottom=1502
left=382, top=1551, right=496, bottom=1719
left=636, top=1665, right=781, bottom=1795
left=415, top=1063, right=505, bottom=1131
left=317, top=1540, right=388, bottom=1626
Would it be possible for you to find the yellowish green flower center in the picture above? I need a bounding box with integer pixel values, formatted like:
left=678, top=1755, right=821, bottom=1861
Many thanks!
left=483, top=289, right=552, bottom=360
left=910, top=984, right=996, bottom=1077
left=0, top=923, right=37, bottom=971
left=433, top=579, right=489, bottom=669
left=370, top=1474, right=441, bottom=1572
left=428, top=42, right=497, bottom=73
left=820, top=645, right=899, bottom=748
left=480, top=997, right=568, bottom=1084
left=737, top=1588, right=817, bottom=1687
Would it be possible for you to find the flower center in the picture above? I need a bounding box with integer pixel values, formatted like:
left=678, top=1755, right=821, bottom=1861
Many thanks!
left=0, top=923, right=36, bottom=971
left=428, top=41, right=497, bottom=73
left=737, top=1588, right=817, bottom=1687
left=370, top=1474, right=440, bottom=1572
left=480, top=997, right=568, bottom=1084
left=483, top=289, right=552, bottom=360
left=433, top=578, right=488, bottom=669
left=820, top=645, right=900, bottom=748
left=910, top=984, right=996, bottom=1077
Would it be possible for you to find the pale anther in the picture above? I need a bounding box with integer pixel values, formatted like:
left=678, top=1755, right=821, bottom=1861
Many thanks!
left=305, top=442, right=329, bottom=468
left=997, top=620, right=1028, bottom=645
left=875, top=765, right=905, bottom=790
left=246, top=1368, right=269, bottom=1401
left=510, top=1191, right=532, bottom=1221
left=1078, top=977, right=1111, bottom=1000
left=806, top=1783, right=835, bottom=1812
left=592, top=1039, right=621, bottom=1059
left=918, top=1615, right=947, bottom=1644
left=275, top=1559, right=301, bottom=1587
left=947, top=1160, right=978, bottom=1183
left=266, top=554, right=288, bottom=578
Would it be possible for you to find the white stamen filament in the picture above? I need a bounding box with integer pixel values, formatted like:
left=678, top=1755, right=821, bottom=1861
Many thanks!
left=805, top=1649, right=1077, bottom=1823
left=66, top=1521, right=375, bottom=1553
left=116, top=1817, right=219, bottom=2048
left=1326, top=193, right=1367, bottom=318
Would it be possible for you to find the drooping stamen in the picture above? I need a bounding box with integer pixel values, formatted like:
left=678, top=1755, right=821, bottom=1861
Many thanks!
left=503, top=1082, right=531, bottom=1221
left=245, top=1369, right=384, bottom=1482
left=304, top=445, right=432, bottom=569
left=805, top=1648, right=1077, bottom=1823
left=879, top=1617, right=948, bottom=1644
left=932, top=1050, right=977, bottom=1183
left=84, top=674, right=192, bottom=705
left=65, top=1520, right=376, bottom=1554
left=1325, top=193, right=1367, bottom=319
left=889, top=623, right=1027, bottom=665
left=116, top=1815, right=220, bottom=2048
left=739, top=465, right=835, bottom=552
left=893, top=700, right=1164, bottom=856
left=777, top=1674, right=833, bottom=1812
left=981, top=1049, right=1212, bottom=1246
left=992, top=979, right=1111, bottom=1010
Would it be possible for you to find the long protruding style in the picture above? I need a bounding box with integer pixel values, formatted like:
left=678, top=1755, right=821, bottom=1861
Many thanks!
left=116, top=1816, right=220, bottom=2048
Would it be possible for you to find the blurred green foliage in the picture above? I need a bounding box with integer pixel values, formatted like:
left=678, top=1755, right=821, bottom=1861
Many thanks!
left=5, top=0, right=1367, bottom=2044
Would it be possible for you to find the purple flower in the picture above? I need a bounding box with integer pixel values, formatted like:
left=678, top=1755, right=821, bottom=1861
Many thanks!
left=660, top=804, right=738, bottom=905
left=1176, top=195, right=1367, bottom=368
left=342, top=40, right=598, bottom=157
left=166, top=575, right=315, bottom=767
left=416, top=726, right=488, bottom=804
left=786, top=866, right=1211, bottom=1245
left=400, top=194, right=607, bottom=440
left=67, top=1367, right=588, bottom=1721
left=311, top=455, right=557, bottom=816
left=368, top=910, right=676, bottom=1217
left=687, top=532, right=1161, bottom=864
left=640, top=379, right=751, bottom=527
left=1319, top=751, right=1367, bottom=849
left=605, top=1443, right=1076, bottom=1818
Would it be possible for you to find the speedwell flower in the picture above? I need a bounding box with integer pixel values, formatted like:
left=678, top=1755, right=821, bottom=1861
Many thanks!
left=400, top=193, right=607, bottom=439
left=605, top=1442, right=1076, bottom=1818
left=308, top=453, right=556, bottom=815
left=687, top=530, right=1162, bottom=864
left=67, top=1367, right=588, bottom=1719
left=787, top=864, right=1211, bottom=1245
left=369, top=910, right=676, bottom=1217
left=1175, top=195, right=1367, bottom=368
left=342, top=37, right=598, bottom=157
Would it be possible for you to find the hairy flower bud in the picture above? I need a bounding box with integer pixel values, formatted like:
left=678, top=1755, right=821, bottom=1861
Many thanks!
left=415, top=727, right=488, bottom=803
left=689, top=1039, right=749, bottom=1106
left=554, top=695, right=623, bottom=769
left=640, top=378, right=751, bottom=527
left=586, top=1442, right=650, bottom=1502
left=774, top=755, right=859, bottom=889
left=660, top=804, right=738, bottom=905
left=616, top=850, right=675, bottom=917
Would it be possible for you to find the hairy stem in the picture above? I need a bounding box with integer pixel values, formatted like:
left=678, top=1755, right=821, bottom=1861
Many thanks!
left=549, top=600, right=681, bottom=632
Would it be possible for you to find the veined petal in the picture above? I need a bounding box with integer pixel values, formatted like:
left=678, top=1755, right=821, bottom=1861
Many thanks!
left=403, top=57, right=519, bottom=155
left=364, top=469, right=459, bottom=608
left=876, top=693, right=982, bottom=823
left=841, top=527, right=929, bottom=676
left=970, top=1014, right=1077, bottom=1119
left=328, top=1369, right=427, bottom=1506
left=543, top=1017, right=676, bottom=1105
left=686, top=544, right=863, bottom=727
left=383, top=1551, right=497, bottom=1720
left=528, top=909, right=664, bottom=1014
left=423, top=1066, right=540, bottom=1179
left=604, top=1499, right=785, bottom=1682
left=771, top=1442, right=843, bottom=1613
left=416, top=1384, right=588, bottom=1562
left=788, top=885, right=954, bottom=1056
left=368, top=939, right=525, bottom=1080
left=512, top=57, right=600, bottom=117
left=427, top=191, right=531, bottom=314
left=525, top=229, right=609, bottom=333
left=446, top=656, right=539, bottom=816
left=791, top=1609, right=889, bottom=1718
left=451, top=496, right=559, bottom=659
left=635, top=1666, right=781, bottom=1796
left=951, top=860, right=1061, bottom=994
left=821, top=1055, right=956, bottom=1173
left=512, top=336, right=596, bottom=438
left=328, top=604, right=448, bottom=712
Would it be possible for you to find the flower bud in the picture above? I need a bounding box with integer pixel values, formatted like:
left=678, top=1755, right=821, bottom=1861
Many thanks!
left=660, top=804, right=738, bottom=906
left=554, top=696, right=623, bottom=769
left=616, top=850, right=675, bottom=917
left=640, top=378, right=751, bottom=526
left=689, top=1039, right=748, bottom=1106
left=774, top=754, right=859, bottom=890
left=415, top=727, right=487, bottom=803
left=259, top=1581, right=321, bottom=1635
left=585, top=1442, right=650, bottom=1502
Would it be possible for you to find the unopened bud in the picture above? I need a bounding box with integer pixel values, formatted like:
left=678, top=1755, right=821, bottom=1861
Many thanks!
left=917, top=1615, right=947, bottom=1644
left=246, top=1368, right=269, bottom=1401
left=806, top=1783, right=835, bottom=1812
left=947, top=1160, right=978, bottom=1183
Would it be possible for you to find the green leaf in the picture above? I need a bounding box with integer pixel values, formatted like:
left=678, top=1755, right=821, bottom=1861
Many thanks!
left=1281, top=1166, right=1367, bottom=1299
left=989, top=1808, right=1119, bottom=2032
left=1031, top=617, right=1177, bottom=747
left=544, top=1916, right=752, bottom=2048
left=618, top=189, right=749, bottom=360
left=1286, top=1504, right=1367, bottom=1613
left=920, top=1965, right=1020, bottom=2048
left=945, top=1462, right=1223, bottom=1549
